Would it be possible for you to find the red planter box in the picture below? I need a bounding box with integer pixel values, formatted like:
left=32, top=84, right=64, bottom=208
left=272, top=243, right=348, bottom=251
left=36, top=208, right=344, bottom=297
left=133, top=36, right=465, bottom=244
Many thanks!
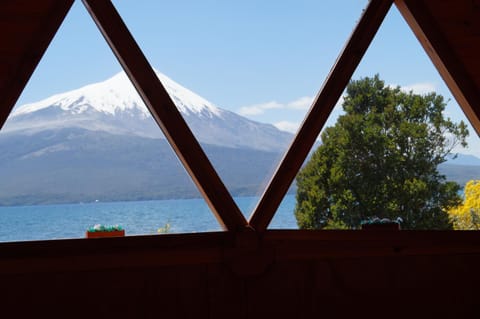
left=86, top=230, right=125, bottom=238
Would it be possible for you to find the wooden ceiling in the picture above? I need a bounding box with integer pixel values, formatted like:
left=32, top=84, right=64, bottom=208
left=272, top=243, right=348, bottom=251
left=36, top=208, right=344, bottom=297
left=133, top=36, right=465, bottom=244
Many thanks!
left=0, top=0, right=479, bottom=233
left=396, top=0, right=480, bottom=135
left=0, top=0, right=74, bottom=131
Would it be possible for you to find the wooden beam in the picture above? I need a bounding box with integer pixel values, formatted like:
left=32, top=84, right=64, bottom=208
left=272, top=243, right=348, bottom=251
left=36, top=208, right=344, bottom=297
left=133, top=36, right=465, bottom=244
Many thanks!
left=1, top=230, right=480, bottom=274
left=82, top=0, right=248, bottom=232
left=249, top=0, right=393, bottom=231
left=395, top=0, right=480, bottom=136
left=0, top=0, right=74, bottom=130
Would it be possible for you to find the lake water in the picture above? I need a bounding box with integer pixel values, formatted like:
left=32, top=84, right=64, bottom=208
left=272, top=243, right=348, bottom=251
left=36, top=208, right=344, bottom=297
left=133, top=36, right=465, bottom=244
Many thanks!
left=0, top=195, right=298, bottom=242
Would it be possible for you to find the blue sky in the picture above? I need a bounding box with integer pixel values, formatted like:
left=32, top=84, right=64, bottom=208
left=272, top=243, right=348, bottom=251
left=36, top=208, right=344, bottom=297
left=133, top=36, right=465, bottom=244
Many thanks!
left=15, top=0, right=479, bottom=156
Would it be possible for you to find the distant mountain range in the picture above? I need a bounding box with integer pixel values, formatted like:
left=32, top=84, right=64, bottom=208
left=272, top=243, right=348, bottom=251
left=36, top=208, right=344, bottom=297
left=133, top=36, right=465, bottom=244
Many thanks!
left=445, top=153, right=480, bottom=166
left=439, top=153, right=480, bottom=187
left=0, top=70, right=478, bottom=206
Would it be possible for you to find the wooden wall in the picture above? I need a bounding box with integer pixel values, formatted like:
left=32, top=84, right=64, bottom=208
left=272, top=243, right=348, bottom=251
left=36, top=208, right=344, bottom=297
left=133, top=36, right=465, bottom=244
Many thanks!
left=0, top=230, right=479, bottom=318
left=1, top=1, right=480, bottom=318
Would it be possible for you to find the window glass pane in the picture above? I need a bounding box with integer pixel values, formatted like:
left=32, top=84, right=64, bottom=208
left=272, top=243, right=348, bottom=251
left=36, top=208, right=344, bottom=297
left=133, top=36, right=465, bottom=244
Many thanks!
left=273, top=5, right=480, bottom=230
left=0, top=1, right=219, bottom=241
left=112, top=0, right=369, bottom=219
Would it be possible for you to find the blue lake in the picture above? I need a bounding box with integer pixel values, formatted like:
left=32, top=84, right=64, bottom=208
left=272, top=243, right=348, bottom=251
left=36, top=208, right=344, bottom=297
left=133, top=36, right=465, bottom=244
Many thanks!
left=0, top=195, right=298, bottom=242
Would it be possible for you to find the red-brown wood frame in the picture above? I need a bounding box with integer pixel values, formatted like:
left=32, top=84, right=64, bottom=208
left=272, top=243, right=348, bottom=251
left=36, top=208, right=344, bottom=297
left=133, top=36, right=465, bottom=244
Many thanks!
left=1, top=230, right=480, bottom=275
left=1, top=4, right=480, bottom=315
left=1, top=0, right=480, bottom=235
left=0, top=0, right=74, bottom=130
left=249, top=0, right=394, bottom=231
left=82, top=0, right=394, bottom=233
left=82, top=0, right=248, bottom=232
left=395, top=0, right=480, bottom=136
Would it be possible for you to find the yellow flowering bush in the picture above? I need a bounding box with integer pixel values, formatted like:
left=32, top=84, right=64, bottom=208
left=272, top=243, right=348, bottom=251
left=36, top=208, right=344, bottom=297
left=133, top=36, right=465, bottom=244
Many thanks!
left=448, top=180, right=480, bottom=230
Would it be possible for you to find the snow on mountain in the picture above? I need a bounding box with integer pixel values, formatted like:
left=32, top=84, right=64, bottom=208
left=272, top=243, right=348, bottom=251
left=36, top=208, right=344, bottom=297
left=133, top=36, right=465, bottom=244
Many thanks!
left=5, top=70, right=293, bottom=151
left=12, top=70, right=221, bottom=118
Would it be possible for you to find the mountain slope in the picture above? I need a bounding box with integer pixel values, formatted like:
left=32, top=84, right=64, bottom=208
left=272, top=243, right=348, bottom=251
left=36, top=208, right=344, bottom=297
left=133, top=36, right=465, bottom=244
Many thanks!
left=0, top=127, right=287, bottom=205
left=0, top=70, right=295, bottom=205
left=5, top=70, right=293, bottom=151
left=1, top=70, right=477, bottom=206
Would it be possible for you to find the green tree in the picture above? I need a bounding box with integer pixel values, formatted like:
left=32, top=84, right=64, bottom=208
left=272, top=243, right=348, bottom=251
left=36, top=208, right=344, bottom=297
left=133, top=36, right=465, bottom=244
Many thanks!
left=295, top=75, right=469, bottom=230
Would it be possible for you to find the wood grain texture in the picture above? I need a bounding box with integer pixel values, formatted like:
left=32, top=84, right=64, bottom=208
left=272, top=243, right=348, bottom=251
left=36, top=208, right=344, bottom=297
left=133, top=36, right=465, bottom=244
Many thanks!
left=0, top=231, right=479, bottom=317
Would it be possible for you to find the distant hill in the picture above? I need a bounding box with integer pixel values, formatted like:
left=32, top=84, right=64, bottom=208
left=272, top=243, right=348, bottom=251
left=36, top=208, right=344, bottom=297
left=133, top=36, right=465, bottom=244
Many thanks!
left=439, top=163, right=480, bottom=187
left=446, top=153, right=480, bottom=166
left=438, top=154, right=480, bottom=187
left=0, top=128, right=286, bottom=206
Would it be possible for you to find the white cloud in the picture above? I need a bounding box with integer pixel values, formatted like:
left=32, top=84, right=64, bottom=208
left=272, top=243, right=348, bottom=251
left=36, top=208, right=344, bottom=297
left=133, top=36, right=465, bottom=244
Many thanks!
left=389, top=82, right=437, bottom=95
left=274, top=121, right=300, bottom=133
left=238, top=101, right=283, bottom=116
left=286, top=96, right=312, bottom=110
left=403, top=82, right=437, bottom=94
left=238, top=96, right=314, bottom=116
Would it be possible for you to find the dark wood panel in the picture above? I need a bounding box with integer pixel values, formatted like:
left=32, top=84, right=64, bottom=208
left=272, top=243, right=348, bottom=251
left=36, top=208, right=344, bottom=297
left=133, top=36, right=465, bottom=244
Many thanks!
left=0, top=239, right=480, bottom=317
left=207, top=263, right=246, bottom=319
left=246, top=261, right=310, bottom=318
left=1, top=230, right=480, bottom=276
left=0, top=0, right=480, bottom=316
left=420, top=0, right=480, bottom=104
left=396, top=0, right=480, bottom=136
left=0, top=37, right=41, bottom=55
left=0, top=0, right=74, bottom=130
left=0, top=19, right=44, bottom=33
left=0, top=0, right=57, bottom=15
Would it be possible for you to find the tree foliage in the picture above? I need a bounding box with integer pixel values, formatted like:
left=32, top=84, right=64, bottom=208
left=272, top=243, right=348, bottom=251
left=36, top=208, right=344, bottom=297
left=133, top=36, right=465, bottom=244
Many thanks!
left=448, top=180, right=480, bottom=230
left=295, top=75, right=469, bottom=230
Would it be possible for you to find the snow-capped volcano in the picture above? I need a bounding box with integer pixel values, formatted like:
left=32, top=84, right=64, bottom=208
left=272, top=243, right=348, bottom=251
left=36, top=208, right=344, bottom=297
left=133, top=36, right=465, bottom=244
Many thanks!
left=12, top=70, right=221, bottom=118
left=0, top=69, right=296, bottom=204
left=5, top=70, right=292, bottom=151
